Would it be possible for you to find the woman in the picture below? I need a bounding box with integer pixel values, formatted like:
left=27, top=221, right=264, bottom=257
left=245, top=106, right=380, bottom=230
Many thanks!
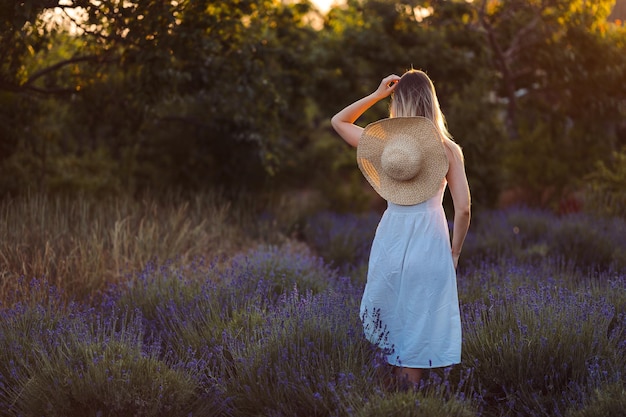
left=331, top=70, right=471, bottom=387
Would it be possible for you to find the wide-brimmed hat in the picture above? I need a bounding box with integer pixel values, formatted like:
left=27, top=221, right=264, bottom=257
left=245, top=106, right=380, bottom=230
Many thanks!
left=356, top=116, right=449, bottom=205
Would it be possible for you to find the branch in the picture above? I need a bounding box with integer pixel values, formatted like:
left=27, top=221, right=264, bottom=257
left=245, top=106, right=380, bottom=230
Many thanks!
left=477, top=4, right=508, bottom=75
left=23, top=85, right=77, bottom=95
left=504, top=15, right=541, bottom=61
left=61, top=7, right=118, bottom=43
left=0, top=53, right=118, bottom=94
left=22, top=54, right=118, bottom=87
left=476, top=0, right=520, bottom=140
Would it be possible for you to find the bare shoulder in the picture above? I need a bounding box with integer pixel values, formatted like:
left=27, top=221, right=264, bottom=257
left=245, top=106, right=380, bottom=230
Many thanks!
left=443, top=138, right=470, bottom=199
left=443, top=138, right=464, bottom=164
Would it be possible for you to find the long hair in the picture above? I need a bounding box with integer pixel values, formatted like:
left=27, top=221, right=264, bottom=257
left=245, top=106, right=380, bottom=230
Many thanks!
left=390, top=69, right=452, bottom=140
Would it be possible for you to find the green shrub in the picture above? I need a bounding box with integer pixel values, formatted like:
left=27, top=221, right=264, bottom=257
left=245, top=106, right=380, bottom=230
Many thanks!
left=462, top=208, right=626, bottom=272
left=231, top=241, right=341, bottom=298
left=303, top=211, right=378, bottom=271
left=1, top=302, right=197, bottom=417
left=566, top=383, right=626, bottom=417
left=583, top=149, right=626, bottom=218
left=354, top=391, right=476, bottom=417
left=548, top=216, right=620, bottom=271
left=220, top=287, right=377, bottom=417
left=15, top=340, right=196, bottom=417
left=462, top=284, right=623, bottom=416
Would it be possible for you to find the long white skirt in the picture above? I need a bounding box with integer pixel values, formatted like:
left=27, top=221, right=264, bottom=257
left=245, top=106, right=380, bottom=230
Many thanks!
left=360, top=188, right=462, bottom=368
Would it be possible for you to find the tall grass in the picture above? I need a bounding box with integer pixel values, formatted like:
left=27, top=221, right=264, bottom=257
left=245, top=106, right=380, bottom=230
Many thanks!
left=0, top=194, right=624, bottom=416
left=0, top=192, right=272, bottom=301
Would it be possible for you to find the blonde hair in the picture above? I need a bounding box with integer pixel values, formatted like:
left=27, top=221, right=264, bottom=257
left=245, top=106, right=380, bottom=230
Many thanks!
left=390, top=69, right=452, bottom=140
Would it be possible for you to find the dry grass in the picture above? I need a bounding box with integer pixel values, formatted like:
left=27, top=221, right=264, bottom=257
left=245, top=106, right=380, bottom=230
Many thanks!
left=0, top=192, right=264, bottom=302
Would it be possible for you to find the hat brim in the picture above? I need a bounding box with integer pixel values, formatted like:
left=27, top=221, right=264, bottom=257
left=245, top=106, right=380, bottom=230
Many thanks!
left=356, top=117, right=449, bottom=206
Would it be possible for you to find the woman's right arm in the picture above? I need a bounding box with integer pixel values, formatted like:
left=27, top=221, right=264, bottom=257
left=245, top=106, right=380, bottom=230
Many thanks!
left=331, top=74, right=401, bottom=148
left=445, top=140, right=471, bottom=269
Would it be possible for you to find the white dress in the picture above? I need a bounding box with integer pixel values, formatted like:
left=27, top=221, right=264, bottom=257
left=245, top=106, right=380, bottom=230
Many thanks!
left=359, top=180, right=462, bottom=368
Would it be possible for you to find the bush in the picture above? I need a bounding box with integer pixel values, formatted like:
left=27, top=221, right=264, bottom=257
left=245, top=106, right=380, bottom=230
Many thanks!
left=219, top=286, right=377, bottom=417
left=461, top=282, right=624, bottom=416
left=548, top=214, right=626, bottom=271
left=566, top=383, right=626, bottom=417
left=583, top=149, right=626, bottom=218
left=102, top=243, right=356, bottom=410
left=2, top=204, right=626, bottom=417
left=229, top=241, right=342, bottom=298
left=303, top=211, right=379, bottom=272
left=0, top=285, right=197, bottom=417
left=0, top=280, right=71, bottom=415
left=460, top=210, right=524, bottom=264
left=354, top=391, right=476, bottom=417
left=13, top=336, right=196, bottom=417
left=0, top=192, right=253, bottom=301
left=462, top=208, right=626, bottom=272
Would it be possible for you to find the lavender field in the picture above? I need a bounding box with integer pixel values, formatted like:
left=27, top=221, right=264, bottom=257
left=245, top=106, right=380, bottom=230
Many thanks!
left=0, top=195, right=624, bottom=417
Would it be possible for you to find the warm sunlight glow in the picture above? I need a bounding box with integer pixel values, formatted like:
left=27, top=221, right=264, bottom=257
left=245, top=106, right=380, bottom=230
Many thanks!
left=311, top=0, right=344, bottom=14
left=43, top=4, right=86, bottom=35
left=414, top=6, right=433, bottom=22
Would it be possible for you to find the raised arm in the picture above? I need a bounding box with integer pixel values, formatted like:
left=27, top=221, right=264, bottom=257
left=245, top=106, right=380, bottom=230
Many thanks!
left=444, top=140, right=471, bottom=269
left=331, top=74, right=401, bottom=148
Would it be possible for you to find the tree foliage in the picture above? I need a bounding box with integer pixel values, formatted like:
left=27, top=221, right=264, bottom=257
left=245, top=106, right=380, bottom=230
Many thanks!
left=0, top=0, right=625, bottom=210
left=475, top=0, right=626, bottom=199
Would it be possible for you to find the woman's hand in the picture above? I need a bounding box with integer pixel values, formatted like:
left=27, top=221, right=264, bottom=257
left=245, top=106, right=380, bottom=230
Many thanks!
left=373, top=74, right=401, bottom=99
left=330, top=73, right=401, bottom=147
left=452, top=252, right=460, bottom=270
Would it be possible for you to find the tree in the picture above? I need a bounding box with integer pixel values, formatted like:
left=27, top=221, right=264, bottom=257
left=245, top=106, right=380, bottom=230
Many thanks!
left=473, top=0, right=626, bottom=202
left=0, top=0, right=322, bottom=194
left=303, top=0, right=505, bottom=208
left=2, top=0, right=624, bottom=210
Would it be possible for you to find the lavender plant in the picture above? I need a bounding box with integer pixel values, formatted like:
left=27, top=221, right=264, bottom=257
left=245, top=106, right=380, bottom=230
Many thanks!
left=460, top=278, right=625, bottom=416
left=303, top=211, right=379, bottom=273
left=458, top=257, right=586, bottom=305
left=217, top=285, right=378, bottom=417
left=566, top=382, right=626, bottom=416
left=462, top=208, right=626, bottom=272
left=2, top=203, right=626, bottom=417
left=0, top=280, right=72, bottom=415
left=229, top=241, right=343, bottom=298
left=0, top=282, right=197, bottom=417
left=354, top=391, right=477, bottom=417
left=547, top=214, right=626, bottom=271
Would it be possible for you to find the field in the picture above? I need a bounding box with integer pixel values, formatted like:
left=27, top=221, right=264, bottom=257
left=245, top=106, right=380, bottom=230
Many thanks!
left=0, top=193, right=624, bottom=417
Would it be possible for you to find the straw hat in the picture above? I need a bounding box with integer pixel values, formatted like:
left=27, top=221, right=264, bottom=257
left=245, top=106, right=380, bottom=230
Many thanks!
left=356, top=117, right=449, bottom=205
